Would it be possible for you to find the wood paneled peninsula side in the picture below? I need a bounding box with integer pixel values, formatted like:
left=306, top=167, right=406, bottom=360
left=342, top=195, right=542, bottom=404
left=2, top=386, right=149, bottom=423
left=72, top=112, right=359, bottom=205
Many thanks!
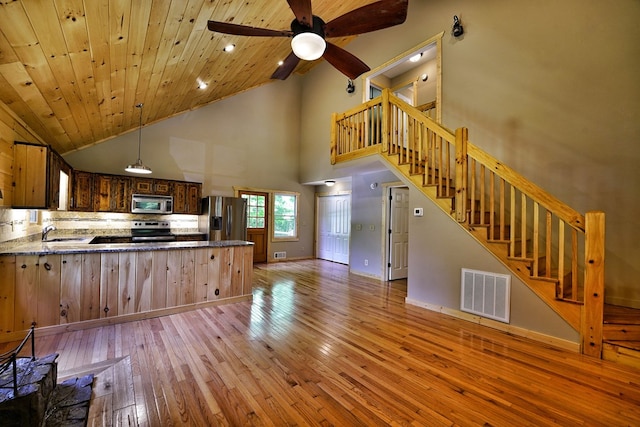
left=0, top=240, right=253, bottom=343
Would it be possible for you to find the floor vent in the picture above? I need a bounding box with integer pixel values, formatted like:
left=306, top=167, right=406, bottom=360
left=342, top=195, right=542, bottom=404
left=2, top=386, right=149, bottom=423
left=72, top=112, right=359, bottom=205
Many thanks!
left=274, top=251, right=287, bottom=259
left=461, top=269, right=511, bottom=323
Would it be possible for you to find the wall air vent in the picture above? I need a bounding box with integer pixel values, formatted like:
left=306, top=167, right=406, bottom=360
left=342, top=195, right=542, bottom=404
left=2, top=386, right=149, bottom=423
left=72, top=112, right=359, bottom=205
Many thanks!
left=461, top=269, right=511, bottom=323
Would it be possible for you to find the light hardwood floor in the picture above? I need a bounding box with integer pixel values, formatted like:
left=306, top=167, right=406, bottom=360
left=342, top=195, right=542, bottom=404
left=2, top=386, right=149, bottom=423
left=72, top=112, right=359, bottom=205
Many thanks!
left=4, top=259, right=640, bottom=426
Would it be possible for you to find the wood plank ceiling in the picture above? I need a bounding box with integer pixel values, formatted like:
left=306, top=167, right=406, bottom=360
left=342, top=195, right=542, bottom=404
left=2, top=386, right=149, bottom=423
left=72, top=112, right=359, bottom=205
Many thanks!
left=0, top=0, right=375, bottom=155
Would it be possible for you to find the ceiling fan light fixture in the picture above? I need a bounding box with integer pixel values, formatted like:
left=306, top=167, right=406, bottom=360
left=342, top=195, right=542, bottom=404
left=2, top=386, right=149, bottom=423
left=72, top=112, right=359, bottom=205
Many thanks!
left=291, top=32, right=326, bottom=61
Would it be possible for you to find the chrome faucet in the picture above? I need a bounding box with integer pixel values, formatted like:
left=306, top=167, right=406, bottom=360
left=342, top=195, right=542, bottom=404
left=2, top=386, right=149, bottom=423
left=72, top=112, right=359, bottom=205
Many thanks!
left=42, top=224, right=57, bottom=241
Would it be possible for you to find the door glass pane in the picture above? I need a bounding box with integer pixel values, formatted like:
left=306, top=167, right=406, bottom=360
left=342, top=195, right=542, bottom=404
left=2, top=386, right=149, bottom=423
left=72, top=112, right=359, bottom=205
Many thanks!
left=243, top=194, right=266, bottom=229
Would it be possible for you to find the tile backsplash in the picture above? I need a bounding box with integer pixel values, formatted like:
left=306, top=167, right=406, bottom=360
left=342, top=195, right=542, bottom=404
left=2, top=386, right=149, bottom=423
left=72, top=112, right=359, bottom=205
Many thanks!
left=0, top=208, right=198, bottom=247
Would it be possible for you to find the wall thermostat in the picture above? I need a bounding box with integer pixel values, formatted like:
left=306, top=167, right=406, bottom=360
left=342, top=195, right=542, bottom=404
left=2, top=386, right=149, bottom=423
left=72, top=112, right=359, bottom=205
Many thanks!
left=413, top=207, right=424, bottom=217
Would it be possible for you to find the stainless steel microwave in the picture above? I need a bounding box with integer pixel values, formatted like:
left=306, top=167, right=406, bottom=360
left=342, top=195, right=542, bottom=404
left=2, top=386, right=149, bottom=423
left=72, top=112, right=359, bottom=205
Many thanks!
left=131, top=194, right=173, bottom=214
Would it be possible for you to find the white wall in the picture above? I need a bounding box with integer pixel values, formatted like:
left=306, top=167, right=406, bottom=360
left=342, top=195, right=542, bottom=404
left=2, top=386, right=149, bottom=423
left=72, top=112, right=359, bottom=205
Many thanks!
left=298, top=0, right=640, bottom=308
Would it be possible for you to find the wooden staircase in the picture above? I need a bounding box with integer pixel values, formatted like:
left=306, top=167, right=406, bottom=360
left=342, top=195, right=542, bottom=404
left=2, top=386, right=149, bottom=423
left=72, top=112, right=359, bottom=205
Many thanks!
left=331, top=88, right=640, bottom=368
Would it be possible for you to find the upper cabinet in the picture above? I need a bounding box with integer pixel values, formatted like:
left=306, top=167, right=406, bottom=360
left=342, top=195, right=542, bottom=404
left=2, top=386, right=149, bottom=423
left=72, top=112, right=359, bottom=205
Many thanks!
left=13, top=142, right=72, bottom=209
left=132, top=178, right=173, bottom=196
left=12, top=141, right=201, bottom=214
left=94, top=174, right=131, bottom=213
left=70, top=170, right=94, bottom=211
left=173, top=182, right=201, bottom=214
left=71, top=170, right=201, bottom=214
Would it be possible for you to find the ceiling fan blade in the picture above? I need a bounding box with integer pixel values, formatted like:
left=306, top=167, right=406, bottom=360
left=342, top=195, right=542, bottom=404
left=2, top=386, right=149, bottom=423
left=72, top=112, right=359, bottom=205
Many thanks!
left=207, top=20, right=292, bottom=37
left=271, top=51, right=301, bottom=80
left=323, top=42, right=370, bottom=80
left=324, top=0, right=409, bottom=38
left=287, top=0, right=313, bottom=27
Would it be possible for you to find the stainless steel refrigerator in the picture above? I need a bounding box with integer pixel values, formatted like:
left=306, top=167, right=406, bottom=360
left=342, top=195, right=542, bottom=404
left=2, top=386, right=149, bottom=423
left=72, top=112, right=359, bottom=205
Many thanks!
left=198, top=196, right=248, bottom=241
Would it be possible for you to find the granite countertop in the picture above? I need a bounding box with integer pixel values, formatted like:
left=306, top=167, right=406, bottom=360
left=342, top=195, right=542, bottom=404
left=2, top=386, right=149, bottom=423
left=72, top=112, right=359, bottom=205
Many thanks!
left=0, top=237, right=253, bottom=256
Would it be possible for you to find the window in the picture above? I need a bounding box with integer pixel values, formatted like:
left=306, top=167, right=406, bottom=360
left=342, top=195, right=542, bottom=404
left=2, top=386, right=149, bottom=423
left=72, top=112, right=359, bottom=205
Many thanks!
left=273, top=192, right=298, bottom=241
left=242, top=194, right=266, bottom=229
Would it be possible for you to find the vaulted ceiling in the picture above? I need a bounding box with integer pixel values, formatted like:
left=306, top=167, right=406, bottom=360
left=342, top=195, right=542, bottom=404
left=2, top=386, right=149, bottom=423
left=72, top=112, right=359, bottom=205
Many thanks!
left=0, top=1, right=381, bottom=155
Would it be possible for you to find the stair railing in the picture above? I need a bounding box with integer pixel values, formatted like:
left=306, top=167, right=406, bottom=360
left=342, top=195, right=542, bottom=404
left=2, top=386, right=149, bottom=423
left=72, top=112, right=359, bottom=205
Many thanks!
left=331, top=88, right=605, bottom=357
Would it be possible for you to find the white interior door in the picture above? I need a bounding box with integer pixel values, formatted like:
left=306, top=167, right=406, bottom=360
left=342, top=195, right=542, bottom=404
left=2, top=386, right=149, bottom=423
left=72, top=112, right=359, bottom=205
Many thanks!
left=388, top=187, right=409, bottom=280
left=317, top=194, right=351, bottom=264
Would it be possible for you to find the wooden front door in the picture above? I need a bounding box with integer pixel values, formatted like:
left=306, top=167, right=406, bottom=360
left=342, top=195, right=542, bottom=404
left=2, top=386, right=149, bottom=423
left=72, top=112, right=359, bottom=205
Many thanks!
left=240, top=191, right=268, bottom=263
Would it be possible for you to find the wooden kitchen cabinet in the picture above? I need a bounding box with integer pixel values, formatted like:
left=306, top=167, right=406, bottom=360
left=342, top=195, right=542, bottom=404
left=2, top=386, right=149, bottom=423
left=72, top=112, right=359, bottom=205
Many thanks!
left=13, top=142, right=47, bottom=208
left=173, top=181, right=202, bottom=214
left=132, top=177, right=154, bottom=194
left=60, top=254, right=82, bottom=324
left=70, top=170, right=94, bottom=211
left=94, top=174, right=131, bottom=213
left=0, top=244, right=253, bottom=343
left=13, top=142, right=72, bottom=209
left=0, top=256, right=16, bottom=334
left=14, top=254, right=61, bottom=330
left=153, top=180, right=172, bottom=195
left=131, top=178, right=173, bottom=196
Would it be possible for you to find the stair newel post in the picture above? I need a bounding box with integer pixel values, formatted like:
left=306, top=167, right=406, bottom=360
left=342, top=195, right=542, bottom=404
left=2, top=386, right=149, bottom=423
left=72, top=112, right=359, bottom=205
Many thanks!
left=454, top=127, right=468, bottom=223
left=331, top=112, right=338, bottom=165
left=382, top=89, right=390, bottom=153
left=582, top=211, right=605, bottom=358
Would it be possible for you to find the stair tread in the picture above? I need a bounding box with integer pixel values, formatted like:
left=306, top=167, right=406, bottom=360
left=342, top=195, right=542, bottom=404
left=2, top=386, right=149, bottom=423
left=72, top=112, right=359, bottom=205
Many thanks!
left=604, top=340, right=640, bottom=351
left=604, top=304, right=640, bottom=324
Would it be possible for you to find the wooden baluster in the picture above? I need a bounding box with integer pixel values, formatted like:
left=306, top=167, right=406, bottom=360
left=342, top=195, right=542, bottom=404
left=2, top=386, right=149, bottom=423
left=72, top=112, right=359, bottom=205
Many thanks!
left=520, top=193, right=527, bottom=259
left=499, top=179, right=505, bottom=240
left=454, top=127, right=467, bottom=222
left=510, top=187, right=516, bottom=257
left=533, top=202, right=539, bottom=276
left=545, top=211, right=552, bottom=278
left=571, top=229, right=578, bottom=300
left=489, top=173, right=495, bottom=240
left=479, top=165, right=486, bottom=226
left=558, top=220, right=565, bottom=298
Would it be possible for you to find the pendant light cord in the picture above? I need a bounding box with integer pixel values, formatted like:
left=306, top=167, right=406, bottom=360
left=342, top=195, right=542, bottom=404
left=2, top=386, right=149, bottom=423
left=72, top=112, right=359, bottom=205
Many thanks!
left=136, top=103, right=143, bottom=161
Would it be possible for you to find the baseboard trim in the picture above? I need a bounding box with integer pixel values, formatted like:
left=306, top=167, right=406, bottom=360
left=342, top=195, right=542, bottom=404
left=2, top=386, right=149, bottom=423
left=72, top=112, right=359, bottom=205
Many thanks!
left=406, top=298, right=580, bottom=353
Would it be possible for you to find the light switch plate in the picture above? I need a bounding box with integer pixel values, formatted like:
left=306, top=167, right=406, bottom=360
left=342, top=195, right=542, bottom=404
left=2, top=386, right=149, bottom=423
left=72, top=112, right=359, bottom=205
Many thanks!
left=413, top=207, right=424, bottom=217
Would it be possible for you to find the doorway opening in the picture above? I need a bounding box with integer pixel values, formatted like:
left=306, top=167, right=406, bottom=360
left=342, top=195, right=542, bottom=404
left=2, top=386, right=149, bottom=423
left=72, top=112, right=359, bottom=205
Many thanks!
left=362, top=32, right=443, bottom=123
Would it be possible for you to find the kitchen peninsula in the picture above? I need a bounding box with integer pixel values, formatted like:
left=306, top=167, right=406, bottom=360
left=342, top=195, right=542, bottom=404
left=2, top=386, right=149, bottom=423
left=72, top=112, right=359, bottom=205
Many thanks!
left=0, top=239, right=253, bottom=343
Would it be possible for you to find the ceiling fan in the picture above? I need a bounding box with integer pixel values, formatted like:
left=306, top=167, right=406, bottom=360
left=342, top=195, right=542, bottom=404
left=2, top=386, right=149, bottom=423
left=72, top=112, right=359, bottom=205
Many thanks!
left=207, top=0, right=409, bottom=80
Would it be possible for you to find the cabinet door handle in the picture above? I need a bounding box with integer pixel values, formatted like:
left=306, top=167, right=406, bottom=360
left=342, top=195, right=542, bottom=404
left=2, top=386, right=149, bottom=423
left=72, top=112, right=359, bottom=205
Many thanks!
left=44, top=263, right=51, bottom=271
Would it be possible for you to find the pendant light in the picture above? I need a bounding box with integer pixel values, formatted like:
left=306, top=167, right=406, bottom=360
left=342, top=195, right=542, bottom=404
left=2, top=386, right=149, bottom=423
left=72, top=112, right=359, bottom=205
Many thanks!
left=125, top=103, right=152, bottom=174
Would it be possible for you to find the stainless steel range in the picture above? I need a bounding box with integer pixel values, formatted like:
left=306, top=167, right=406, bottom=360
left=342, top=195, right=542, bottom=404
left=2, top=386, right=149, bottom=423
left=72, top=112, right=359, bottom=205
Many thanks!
left=130, top=220, right=176, bottom=242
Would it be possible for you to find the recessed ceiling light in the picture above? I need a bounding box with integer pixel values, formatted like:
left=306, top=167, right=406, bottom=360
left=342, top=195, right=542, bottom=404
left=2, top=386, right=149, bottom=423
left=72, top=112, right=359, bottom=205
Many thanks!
left=223, top=44, right=235, bottom=52
left=409, top=52, right=423, bottom=62
left=198, top=81, right=208, bottom=89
